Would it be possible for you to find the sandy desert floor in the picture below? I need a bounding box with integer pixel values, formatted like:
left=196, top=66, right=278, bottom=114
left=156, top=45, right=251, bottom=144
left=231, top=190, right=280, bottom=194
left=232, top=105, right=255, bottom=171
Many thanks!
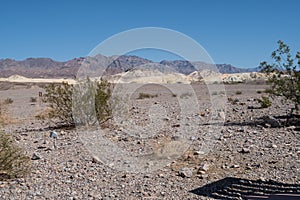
left=0, top=82, right=299, bottom=199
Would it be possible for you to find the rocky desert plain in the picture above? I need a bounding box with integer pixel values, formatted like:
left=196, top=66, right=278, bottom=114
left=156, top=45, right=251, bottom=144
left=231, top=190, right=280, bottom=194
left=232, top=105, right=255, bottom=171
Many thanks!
left=0, top=57, right=299, bottom=200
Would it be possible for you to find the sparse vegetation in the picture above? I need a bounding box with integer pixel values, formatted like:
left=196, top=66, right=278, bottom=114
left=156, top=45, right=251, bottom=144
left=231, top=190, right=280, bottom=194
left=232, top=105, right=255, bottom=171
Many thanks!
left=0, top=132, right=31, bottom=180
left=257, top=96, right=272, bottom=109
left=43, top=79, right=112, bottom=126
left=94, top=79, right=112, bottom=123
left=30, top=97, right=37, bottom=103
left=4, top=98, right=13, bottom=104
left=256, top=90, right=263, bottom=94
left=264, top=88, right=273, bottom=94
left=228, top=97, right=239, bottom=105
left=211, top=91, right=218, bottom=95
left=235, top=91, right=242, bottom=95
left=43, top=82, right=73, bottom=125
left=137, top=92, right=158, bottom=99
left=260, top=40, right=300, bottom=114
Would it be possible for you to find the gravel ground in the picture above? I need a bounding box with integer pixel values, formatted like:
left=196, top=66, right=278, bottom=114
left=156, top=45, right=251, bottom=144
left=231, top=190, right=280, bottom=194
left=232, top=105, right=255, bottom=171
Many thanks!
left=0, top=82, right=299, bottom=199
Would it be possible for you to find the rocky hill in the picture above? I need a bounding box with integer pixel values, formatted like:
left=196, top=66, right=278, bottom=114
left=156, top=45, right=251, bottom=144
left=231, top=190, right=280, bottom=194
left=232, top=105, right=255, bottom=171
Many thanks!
left=0, top=55, right=259, bottom=78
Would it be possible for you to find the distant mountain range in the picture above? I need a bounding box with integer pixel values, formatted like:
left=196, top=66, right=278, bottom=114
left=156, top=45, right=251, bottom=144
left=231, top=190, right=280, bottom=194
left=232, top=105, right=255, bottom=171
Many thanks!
left=0, top=55, right=260, bottom=78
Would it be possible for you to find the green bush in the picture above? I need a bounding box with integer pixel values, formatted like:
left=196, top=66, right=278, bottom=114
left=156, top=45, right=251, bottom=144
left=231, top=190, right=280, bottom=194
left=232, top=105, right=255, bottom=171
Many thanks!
left=94, top=79, right=112, bottom=123
left=257, top=96, right=272, bottom=108
left=0, top=132, right=31, bottom=180
left=260, top=40, right=300, bottom=113
left=44, top=82, right=73, bottom=125
left=44, top=79, right=112, bottom=126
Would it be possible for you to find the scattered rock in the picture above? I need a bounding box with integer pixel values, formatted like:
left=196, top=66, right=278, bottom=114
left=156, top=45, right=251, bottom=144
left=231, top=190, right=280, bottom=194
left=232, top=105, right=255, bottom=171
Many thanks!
left=266, top=143, right=277, bottom=148
left=222, top=164, right=229, bottom=169
left=240, top=147, right=250, bottom=153
left=231, top=164, right=240, bottom=168
left=171, top=124, right=180, bottom=128
left=218, top=111, right=226, bottom=120
left=92, top=156, right=101, bottom=163
left=262, top=116, right=281, bottom=128
left=199, top=163, right=210, bottom=172
left=178, top=167, right=193, bottom=178
left=247, top=105, right=255, bottom=109
left=190, top=136, right=197, bottom=141
left=31, top=153, right=41, bottom=160
left=194, top=151, right=205, bottom=155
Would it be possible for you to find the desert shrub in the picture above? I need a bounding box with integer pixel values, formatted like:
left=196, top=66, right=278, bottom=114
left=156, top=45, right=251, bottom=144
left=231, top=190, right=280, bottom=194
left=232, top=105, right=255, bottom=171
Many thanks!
left=256, top=90, right=262, bottom=94
left=137, top=92, right=158, bottom=99
left=43, top=82, right=73, bottom=125
left=260, top=40, right=300, bottom=113
left=72, top=79, right=97, bottom=125
left=257, top=96, right=272, bottom=108
left=30, top=97, right=37, bottom=102
left=0, top=132, right=31, bottom=180
left=235, top=91, right=242, bottom=95
left=228, top=97, right=239, bottom=105
left=264, top=88, right=273, bottom=94
left=4, top=98, right=13, bottom=104
left=172, top=93, right=177, bottom=97
left=211, top=91, right=218, bottom=95
left=94, top=79, right=112, bottom=123
left=44, top=79, right=112, bottom=126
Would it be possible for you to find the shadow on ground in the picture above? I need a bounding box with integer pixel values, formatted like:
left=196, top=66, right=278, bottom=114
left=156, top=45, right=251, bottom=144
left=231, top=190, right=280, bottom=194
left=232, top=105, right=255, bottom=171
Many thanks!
left=203, top=114, right=300, bottom=129
left=190, top=177, right=300, bottom=200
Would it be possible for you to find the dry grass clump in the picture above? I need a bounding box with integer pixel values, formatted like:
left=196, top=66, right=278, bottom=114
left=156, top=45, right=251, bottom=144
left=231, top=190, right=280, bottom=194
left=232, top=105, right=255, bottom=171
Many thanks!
left=0, top=132, right=31, bottom=180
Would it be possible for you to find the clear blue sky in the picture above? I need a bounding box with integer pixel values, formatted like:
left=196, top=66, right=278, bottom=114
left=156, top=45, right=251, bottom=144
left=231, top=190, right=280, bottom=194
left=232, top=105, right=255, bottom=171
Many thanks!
left=0, top=0, right=299, bottom=68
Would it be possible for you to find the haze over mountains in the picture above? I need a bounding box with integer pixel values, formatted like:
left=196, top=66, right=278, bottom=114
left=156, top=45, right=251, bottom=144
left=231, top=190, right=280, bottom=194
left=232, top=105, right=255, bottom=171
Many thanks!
left=0, top=55, right=260, bottom=78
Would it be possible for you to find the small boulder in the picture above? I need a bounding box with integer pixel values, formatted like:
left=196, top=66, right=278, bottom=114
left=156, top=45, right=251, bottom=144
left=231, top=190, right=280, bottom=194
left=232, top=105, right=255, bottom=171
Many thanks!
left=240, top=147, right=250, bottom=153
left=31, top=153, right=41, bottom=160
left=199, top=163, right=210, bottom=172
left=178, top=167, right=193, bottom=178
left=92, top=156, right=101, bottom=163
